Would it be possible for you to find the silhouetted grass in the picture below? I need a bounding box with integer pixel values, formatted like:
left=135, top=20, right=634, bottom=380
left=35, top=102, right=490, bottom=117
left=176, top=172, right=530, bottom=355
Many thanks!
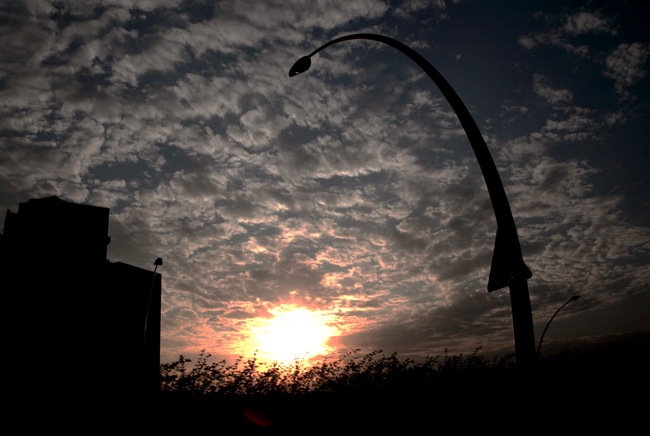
left=160, top=347, right=515, bottom=395
left=154, top=337, right=647, bottom=431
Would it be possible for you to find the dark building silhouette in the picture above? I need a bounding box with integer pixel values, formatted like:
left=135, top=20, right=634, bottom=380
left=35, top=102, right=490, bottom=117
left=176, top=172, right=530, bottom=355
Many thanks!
left=1, top=196, right=160, bottom=402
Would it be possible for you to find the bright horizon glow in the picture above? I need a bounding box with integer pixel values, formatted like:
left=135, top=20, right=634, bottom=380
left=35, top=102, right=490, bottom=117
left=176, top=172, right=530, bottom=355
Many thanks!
left=252, top=306, right=337, bottom=364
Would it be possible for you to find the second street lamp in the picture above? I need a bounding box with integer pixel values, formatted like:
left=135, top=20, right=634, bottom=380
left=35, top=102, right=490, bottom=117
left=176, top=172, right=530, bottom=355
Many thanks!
left=537, top=295, right=580, bottom=357
left=289, top=34, right=536, bottom=367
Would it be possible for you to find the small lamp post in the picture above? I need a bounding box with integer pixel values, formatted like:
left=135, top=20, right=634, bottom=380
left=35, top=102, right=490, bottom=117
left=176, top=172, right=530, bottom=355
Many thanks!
left=144, top=257, right=163, bottom=345
left=537, top=295, right=580, bottom=357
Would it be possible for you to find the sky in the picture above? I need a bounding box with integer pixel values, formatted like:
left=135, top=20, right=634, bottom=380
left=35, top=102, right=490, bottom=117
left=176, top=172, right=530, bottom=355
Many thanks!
left=1, top=0, right=649, bottom=365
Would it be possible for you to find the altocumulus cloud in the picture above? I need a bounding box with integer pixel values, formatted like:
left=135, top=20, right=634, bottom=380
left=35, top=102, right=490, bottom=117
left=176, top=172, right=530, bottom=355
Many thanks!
left=1, top=0, right=649, bottom=363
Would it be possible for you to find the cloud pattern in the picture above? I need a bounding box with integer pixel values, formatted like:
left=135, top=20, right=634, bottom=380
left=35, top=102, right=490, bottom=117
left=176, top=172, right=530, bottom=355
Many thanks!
left=1, top=0, right=649, bottom=363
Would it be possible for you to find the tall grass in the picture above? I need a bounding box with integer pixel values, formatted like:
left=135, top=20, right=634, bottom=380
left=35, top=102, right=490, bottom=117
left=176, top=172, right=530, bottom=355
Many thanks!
left=160, top=348, right=515, bottom=395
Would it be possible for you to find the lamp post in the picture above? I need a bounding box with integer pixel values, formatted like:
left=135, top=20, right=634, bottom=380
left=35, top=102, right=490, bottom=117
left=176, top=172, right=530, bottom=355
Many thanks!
left=537, top=296, right=580, bottom=357
left=289, top=34, right=536, bottom=367
left=144, top=257, right=163, bottom=345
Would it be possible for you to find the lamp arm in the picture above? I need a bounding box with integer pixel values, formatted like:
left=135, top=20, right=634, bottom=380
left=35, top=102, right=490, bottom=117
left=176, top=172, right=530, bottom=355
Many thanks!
left=307, top=34, right=531, bottom=289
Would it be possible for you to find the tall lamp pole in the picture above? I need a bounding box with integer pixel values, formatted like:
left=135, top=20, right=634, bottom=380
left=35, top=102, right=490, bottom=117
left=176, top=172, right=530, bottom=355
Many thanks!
left=289, top=34, right=536, bottom=367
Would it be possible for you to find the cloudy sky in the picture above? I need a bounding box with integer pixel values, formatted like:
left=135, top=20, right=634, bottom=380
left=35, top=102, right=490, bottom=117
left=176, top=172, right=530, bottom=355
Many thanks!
left=2, top=0, right=649, bottom=364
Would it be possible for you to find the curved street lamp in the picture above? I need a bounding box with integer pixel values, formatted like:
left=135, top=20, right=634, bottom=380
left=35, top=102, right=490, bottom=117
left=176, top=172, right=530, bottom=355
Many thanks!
left=289, top=34, right=536, bottom=367
left=537, top=295, right=580, bottom=357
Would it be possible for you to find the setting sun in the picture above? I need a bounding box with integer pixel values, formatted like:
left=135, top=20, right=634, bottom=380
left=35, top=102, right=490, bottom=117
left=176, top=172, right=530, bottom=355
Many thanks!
left=253, top=306, right=336, bottom=364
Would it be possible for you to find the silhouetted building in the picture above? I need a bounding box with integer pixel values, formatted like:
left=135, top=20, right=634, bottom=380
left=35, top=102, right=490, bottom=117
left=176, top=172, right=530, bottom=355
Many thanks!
left=1, top=196, right=160, bottom=401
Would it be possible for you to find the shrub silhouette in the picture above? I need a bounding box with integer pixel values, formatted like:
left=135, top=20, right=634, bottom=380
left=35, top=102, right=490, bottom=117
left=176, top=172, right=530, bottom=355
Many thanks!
left=160, top=347, right=515, bottom=395
left=156, top=339, right=648, bottom=432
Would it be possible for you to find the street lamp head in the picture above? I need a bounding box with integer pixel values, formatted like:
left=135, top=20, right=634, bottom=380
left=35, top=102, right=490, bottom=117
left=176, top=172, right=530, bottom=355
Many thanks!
left=154, top=258, right=163, bottom=266
left=570, top=295, right=580, bottom=302
left=289, top=56, right=311, bottom=77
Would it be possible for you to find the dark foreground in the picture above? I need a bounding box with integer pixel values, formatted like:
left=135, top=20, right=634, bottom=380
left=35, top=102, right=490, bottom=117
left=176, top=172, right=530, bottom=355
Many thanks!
left=152, top=340, right=647, bottom=432
left=14, top=335, right=649, bottom=432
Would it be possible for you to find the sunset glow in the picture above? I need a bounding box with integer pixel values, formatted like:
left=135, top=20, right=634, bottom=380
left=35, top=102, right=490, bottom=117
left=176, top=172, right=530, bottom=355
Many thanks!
left=252, top=306, right=337, bottom=364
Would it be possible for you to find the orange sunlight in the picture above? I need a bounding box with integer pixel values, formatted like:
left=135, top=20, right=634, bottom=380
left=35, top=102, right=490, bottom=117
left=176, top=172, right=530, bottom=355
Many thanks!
left=252, top=306, right=337, bottom=364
